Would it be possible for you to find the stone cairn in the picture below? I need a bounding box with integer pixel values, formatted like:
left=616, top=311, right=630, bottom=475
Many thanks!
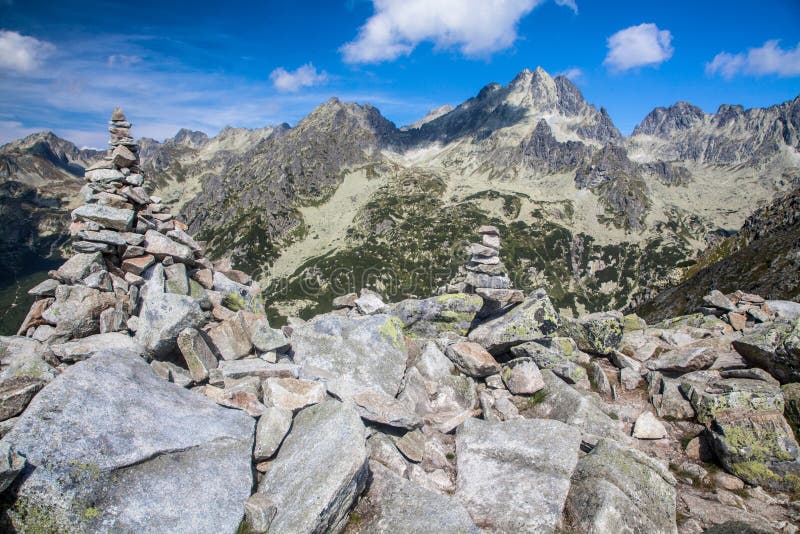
left=699, top=289, right=774, bottom=331
left=442, top=225, right=524, bottom=317
left=15, top=108, right=287, bottom=404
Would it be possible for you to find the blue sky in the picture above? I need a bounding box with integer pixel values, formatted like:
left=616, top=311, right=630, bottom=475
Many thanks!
left=1, top=0, right=799, bottom=147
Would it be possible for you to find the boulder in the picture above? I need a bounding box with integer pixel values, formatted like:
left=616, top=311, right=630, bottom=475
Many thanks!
left=682, top=376, right=784, bottom=425
left=765, top=300, right=800, bottom=321
left=707, top=409, right=800, bottom=493
left=704, top=290, right=736, bottom=312
left=329, top=382, right=422, bottom=429
left=41, top=284, right=117, bottom=339
left=71, top=204, right=135, bottom=231
left=253, top=405, right=293, bottom=461
left=468, top=289, right=560, bottom=354
left=240, top=313, right=289, bottom=353
left=560, top=311, right=623, bottom=356
left=349, top=461, right=480, bottom=534
left=783, top=382, right=800, bottom=433
left=207, top=315, right=253, bottom=360
left=50, top=332, right=143, bottom=363
left=27, top=278, right=60, bottom=298
left=527, top=370, right=629, bottom=446
left=143, top=230, right=194, bottom=263
left=291, top=313, right=408, bottom=397
left=445, top=342, right=501, bottom=377
left=732, top=321, right=800, bottom=384
left=633, top=411, right=667, bottom=439
left=510, top=341, right=587, bottom=384
left=3, top=350, right=254, bottom=534
left=455, top=417, right=581, bottom=533
left=53, top=252, right=104, bottom=284
left=177, top=328, right=218, bottom=382
left=646, top=345, right=721, bottom=373
left=217, top=360, right=299, bottom=380
left=257, top=399, right=368, bottom=534
left=501, top=357, right=544, bottom=395
left=135, top=265, right=205, bottom=357
left=566, top=438, right=677, bottom=534
left=391, top=294, right=482, bottom=337
left=354, top=292, right=387, bottom=315
left=262, top=377, right=326, bottom=413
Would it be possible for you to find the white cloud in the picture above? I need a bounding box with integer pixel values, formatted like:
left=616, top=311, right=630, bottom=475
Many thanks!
left=269, top=63, right=328, bottom=92
left=108, top=54, right=142, bottom=67
left=0, top=30, right=54, bottom=73
left=554, top=0, right=577, bottom=14
left=706, top=40, right=800, bottom=79
left=603, top=23, right=673, bottom=72
left=341, top=0, right=576, bottom=64
left=557, top=67, right=583, bottom=82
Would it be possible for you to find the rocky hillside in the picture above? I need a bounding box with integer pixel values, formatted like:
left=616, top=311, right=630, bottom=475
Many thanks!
left=638, top=185, right=800, bottom=322
left=1, top=112, right=799, bottom=533
left=1, top=68, right=798, bottom=332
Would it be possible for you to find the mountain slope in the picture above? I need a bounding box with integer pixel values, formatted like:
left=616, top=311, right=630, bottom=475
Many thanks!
left=637, top=185, right=800, bottom=321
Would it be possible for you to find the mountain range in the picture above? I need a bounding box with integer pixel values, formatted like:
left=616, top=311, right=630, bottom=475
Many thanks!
left=1, top=66, right=798, bottom=331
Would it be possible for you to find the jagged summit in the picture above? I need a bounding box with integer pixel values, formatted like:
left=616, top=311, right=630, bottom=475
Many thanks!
left=632, top=101, right=706, bottom=138
left=413, top=66, right=621, bottom=144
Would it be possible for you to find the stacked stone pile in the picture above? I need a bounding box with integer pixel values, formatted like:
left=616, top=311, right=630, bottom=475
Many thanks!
left=443, top=225, right=524, bottom=317
left=700, top=289, right=778, bottom=330
left=0, top=111, right=799, bottom=533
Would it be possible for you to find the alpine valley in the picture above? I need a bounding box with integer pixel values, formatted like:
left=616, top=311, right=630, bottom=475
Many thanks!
left=2, top=67, right=799, bottom=332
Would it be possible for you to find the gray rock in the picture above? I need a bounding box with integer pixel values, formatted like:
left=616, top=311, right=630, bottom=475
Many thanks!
left=177, top=328, right=218, bottom=383
left=501, top=357, right=545, bottom=395
left=566, top=438, right=677, bottom=534
left=329, top=382, right=422, bottom=429
left=733, top=321, right=800, bottom=384
left=291, top=313, right=408, bottom=397
left=85, top=168, right=124, bottom=182
left=765, top=300, right=800, bottom=320
left=445, top=341, right=501, bottom=377
left=703, top=289, right=737, bottom=311
left=646, top=345, right=721, bottom=373
left=243, top=493, right=277, bottom=533
left=590, top=361, right=611, bottom=394
left=398, top=366, right=478, bottom=431
left=0, top=377, right=45, bottom=421
left=257, top=399, right=368, bottom=534
left=510, top=341, right=587, bottom=384
left=3, top=350, right=254, bottom=534
left=394, top=428, right=426, bottom=462
left=560, top=311, right=623, bottom=356
left=71, top=203, right=135, bottom=231
left=50, top=332, right=143, bottom=363
left=53, top=252, right=104, bottom=284
left=27, top=278, right=60, bottom=297
left=136, top=284, right=205, bottom=358
left=164, top=262, right=189, bottom=295
left=241, top=313, right=289, bottom=353
left=349, top=461, right=480, bottom=534
left=682, top=376, right=784, bottom=425
left=391, top=294, right=483, bottom=337
left=354, top=292, right=387, bottom=315
left=527, top=370, right=630, bottom=446
left=41, top=284, right=117, bottom=339
left=455, top=417, right=582, bottom=533
left=207, top=315, right=253, bottom=360
left=633, top=411, right=667, bottom=439
left=143, top=230, right=194, bottom=263
left=253, top=405, right=293, bottom=461
left=262, top=377, right=326, bottom=412
left=468, top=289, right=560, bottom=354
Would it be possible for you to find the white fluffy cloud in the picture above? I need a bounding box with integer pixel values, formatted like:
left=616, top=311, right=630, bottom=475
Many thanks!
left=557, top=67, right=583, bottom=82
left=706, top=40, right=800, bottom=79
left=603, top=23, right=673, bottom=72
left=0, top=30, right=54, bottom=73
left=108, top=54, right=142, bottom=67
left=341, top=0, right=576, bottom=64
left=269, top=63, right=328, bottom=92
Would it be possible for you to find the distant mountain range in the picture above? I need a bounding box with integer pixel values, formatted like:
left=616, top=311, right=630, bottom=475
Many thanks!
left=1, top=66, right=798, bottom=327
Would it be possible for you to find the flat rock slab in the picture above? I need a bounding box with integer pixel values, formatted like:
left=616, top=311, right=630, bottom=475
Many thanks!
left=347, top=461, right=480, bottom=534
left=3, top=350, right=254, bottom=534
left=566, top=438, right=677, bottom=534
left=468, top=289, right=560, bottom=355
left=528, top=370, right=630, bottom=446
left=291, top=313, right=408, bottom=397
left=391, top=293, right=483, bottom=338
left=455, top=417, right=582, bottom=533
left=258, top=399, right=368, bottom=534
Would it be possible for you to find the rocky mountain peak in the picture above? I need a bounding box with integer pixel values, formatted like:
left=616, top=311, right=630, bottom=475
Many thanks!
left=168, top=128, right=209, bottom=149
left=632, top=101, right=706, bottom=138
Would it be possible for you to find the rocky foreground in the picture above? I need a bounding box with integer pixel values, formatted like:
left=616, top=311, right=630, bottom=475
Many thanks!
left=0, top=111, right=799, bottom=533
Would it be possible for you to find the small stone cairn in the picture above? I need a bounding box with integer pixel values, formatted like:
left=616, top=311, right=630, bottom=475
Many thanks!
left=443, top=225, right=524, bottom=316
left=699, top=289, right=775, bottom=331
